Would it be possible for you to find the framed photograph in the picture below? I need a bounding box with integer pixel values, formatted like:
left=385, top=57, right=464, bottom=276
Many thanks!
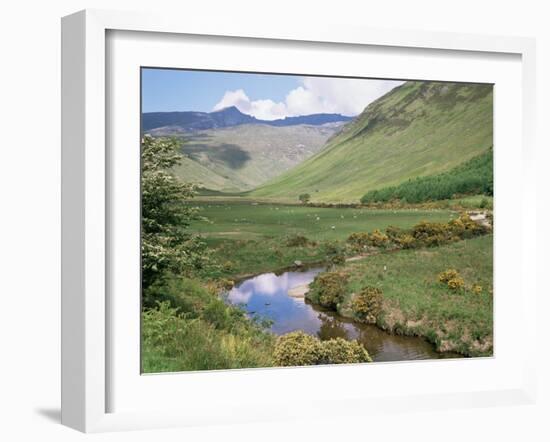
left=61, top=9, right=537, bottom=432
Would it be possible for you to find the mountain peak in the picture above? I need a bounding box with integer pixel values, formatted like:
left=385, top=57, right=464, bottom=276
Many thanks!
left=213, top=105, right=244, bottom=115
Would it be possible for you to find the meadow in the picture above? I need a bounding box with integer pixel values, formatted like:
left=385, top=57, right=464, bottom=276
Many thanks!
left=341, top=235, right=493, bottom=356
left=189, top=200, right=455, bottom=242
left=189, top=200, right=457, bottom=279
left=184, top=200, right=493, bottom=358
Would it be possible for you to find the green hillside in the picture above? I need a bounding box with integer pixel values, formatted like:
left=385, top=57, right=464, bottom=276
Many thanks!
left=250, top=81, right=493, bottom=203
left=361, top=148, right=493, bottom=204
left=170, top=123, right=344, bottom=192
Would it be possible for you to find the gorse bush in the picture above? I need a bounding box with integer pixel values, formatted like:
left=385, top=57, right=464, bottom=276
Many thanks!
left=322, top=241, right=347, bottom=265
left=319, top=338, right=373, bottom=364
left=273, top=331, right=372, bottom=366
left=411, top=221, right=454, bottom=247
left=285, top=234, right=316, bottom=247
left=272, top=331, right=324, bottom=366
left=448, top=213, right=489, bottom=238
left=347, top=232, right=370, bottom=251
left=447, top=277, right=465, bottom=290
left=385, top=225, right=403, bottom=240
left=347, top=229, right=390, bottom=250
left=438, top=269, right=465, bottom=291
left=411, top=213, right=488, bottom=248
left=351, top=286, right=384, bottom=324
left=438, top=269, right=459, bottom=283
left=395, top=233, right=417, bottom=249
left=345, top=213, right=489, bottom=255
left=361, top=149, right=493, bottom=204
left=387, top=225, right=416, bottom=249
left=306, top=271, right=349, bottom=310
left=471, top=284, right=483, bottom=295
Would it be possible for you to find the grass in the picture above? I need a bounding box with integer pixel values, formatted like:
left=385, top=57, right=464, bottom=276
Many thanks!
left=361, top=149, right=493, bottom=204
left=143, top=199, right=493, bottom=371
left=189, top=200, right=456, bottom=242
left=251, top=81, right=493, bottom=203
left=338, top=234, right=493, bottom=356
left=188, top=201, right=457, bottom=279
left=142, top=278, right=275, bottom=373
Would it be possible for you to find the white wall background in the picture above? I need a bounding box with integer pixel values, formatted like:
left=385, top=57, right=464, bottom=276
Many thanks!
left=0, top=1, right=548, bottom=441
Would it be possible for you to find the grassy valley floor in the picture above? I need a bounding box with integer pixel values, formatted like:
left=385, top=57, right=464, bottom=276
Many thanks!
left=189, top=201, right=457, bottom=279
left=191, top=201, right=493, bottom=358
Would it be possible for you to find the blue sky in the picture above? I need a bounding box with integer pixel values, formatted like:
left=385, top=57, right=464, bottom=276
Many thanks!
left=141, top=68, right=403, bottom=120
left=142, top=69, right=300, bottom=113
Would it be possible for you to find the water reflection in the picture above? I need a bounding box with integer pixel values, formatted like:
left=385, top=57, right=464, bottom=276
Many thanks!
left=317, top=313, right=350, bottom=341
left=226, top=268, right=462, bottom=362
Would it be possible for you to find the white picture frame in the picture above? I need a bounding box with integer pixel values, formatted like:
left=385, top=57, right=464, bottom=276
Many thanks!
left=61, top=9, right=537, bottom=433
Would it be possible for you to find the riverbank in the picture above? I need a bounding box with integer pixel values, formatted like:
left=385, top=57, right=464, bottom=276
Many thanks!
left=196, top=203, right=492, bottom=358
left=225, top=266, right=462, bottom=361
left=306, top=235, right=493, bottom=357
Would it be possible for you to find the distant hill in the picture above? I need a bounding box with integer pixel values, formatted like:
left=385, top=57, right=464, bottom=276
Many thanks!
left=142, top=106, right=353, bottom=134
left=250, top=81, right=493, bottom=203
left=170, top=123, right=345, bottom=192
left=265, top=113, right=354, bottom=127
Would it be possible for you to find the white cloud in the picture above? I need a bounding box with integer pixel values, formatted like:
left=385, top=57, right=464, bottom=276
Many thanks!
left=212, top=77, right=404, bottom=120
left=213, top=89, right=287, bottom=121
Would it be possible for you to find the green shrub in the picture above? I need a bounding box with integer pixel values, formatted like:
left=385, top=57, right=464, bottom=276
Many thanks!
left=471, top=284, right=483, bottom=295
left=395, top=233, right=417, bottom=249
left=320, top=338, right=373, bottom=364
left=273, top=331, right=372, bottom=366
left=201, top=299, right=231, bottom=330
left=360, top=149, right=493, bottom=204
left=351, top=286, right=383, bottom=324
left=141, top=135, right=210, bottom=290
left=222, top=260, right=235, bottom=272
left=385, top=225, right=403, bottom=240
left=322, top=241, right=347, bottom=265
left=386, top=225, right=419, bottom=249
left=347, top=229, right=390, bottom=250
left=438, top=269, right=459, bottom=283
left=368, top=229, right=390, bottom=247
left=273, top=331, right=324, bottom=366
left=142, top=276, right=211, bottom=313
left=438, top=269, right=465, bottom=291
left=447, top=277, right=465, bottom=291
left=142, top=301, right=275, bottom=372
left=306, top=271, right=349, bottom=310
left=347, top=232, right=370, bottom=250
left=348, top=215, right=490, bottom=254
left=298, top=193, right=311, bottom=204
left=448, top=213, right=488, bottom=238
left=285, top=234, right=315, bottom=247
left=411, top=221, right=452, bottom=247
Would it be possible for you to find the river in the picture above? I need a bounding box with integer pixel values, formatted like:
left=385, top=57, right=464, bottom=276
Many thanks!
left=226, top=267, right=462, bottom=362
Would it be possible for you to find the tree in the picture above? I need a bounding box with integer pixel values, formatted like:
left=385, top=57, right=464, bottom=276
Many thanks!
left=141, top=135, right=207, bottom=292
left=298, top=193, right=311, bottom=204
